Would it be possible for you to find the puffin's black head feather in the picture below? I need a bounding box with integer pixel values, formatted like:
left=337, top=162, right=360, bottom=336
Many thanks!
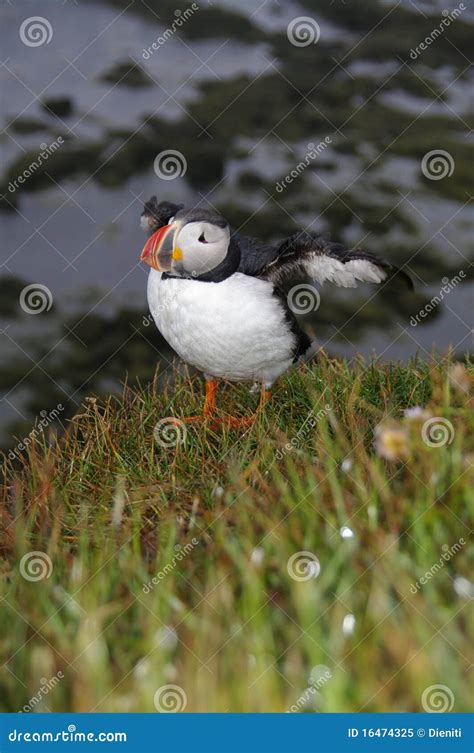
left=140, top=197, right=184, bottom=233
left=173, top=207, right=228, bottom=230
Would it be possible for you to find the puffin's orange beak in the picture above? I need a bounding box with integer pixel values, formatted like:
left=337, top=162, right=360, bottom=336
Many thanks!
left=140, top=223, right=178, bottom=271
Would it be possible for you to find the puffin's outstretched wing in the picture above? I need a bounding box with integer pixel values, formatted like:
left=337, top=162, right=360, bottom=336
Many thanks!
left=238, top=231, right=413, bottom=290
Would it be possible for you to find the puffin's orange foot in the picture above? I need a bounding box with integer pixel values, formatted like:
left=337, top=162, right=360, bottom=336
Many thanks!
left=179, top=379, right=218, bottom=425
left=180, top=415, right=252, bottom=430
left=211, top=390, right=272, bottom=430
left=209, top=414, right=255, bottom=430
left=179, top=385, right=272, bottom=430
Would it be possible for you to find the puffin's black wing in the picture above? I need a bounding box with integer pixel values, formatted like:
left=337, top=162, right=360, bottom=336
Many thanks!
left=237, top=231, right=413, bottom=290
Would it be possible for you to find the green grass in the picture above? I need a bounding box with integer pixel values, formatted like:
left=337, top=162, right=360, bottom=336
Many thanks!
left=1, top=354, right=472, bottom=713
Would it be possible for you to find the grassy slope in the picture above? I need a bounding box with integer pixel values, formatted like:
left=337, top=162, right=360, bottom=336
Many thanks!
left=0, top=354, right=472, bottom=713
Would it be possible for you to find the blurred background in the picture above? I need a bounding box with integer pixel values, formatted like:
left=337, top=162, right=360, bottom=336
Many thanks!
left=1, top=0, right=472, bottom=447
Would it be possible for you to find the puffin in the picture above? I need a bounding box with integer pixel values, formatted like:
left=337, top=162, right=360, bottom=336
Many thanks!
left=139, top=196, right=411, bottom=427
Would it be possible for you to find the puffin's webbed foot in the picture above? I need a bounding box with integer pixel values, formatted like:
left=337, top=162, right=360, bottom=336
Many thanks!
left=180, top=379, right=218, bottom=424
left=183, top=383, right=272, bottom=430
left=216, top=388, right=272, bottom=429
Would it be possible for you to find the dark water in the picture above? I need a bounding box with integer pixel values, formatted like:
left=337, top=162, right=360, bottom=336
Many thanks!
left=1, top=0, right=473, bottom=445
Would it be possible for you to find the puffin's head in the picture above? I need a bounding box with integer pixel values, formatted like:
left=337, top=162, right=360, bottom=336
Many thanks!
left=140, top=207, right=233, bottom=279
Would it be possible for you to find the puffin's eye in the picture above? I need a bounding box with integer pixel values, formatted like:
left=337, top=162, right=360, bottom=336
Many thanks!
left=198, top=232, right=208, bottom=243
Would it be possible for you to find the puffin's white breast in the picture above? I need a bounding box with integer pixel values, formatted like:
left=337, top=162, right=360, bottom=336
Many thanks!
left=147, top=270, right=295, bottom=384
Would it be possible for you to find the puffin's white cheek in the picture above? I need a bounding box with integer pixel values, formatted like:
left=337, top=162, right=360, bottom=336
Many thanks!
left=175, top=221, right=230, bottom=276
left=184, top=243, right=227, bottom=275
